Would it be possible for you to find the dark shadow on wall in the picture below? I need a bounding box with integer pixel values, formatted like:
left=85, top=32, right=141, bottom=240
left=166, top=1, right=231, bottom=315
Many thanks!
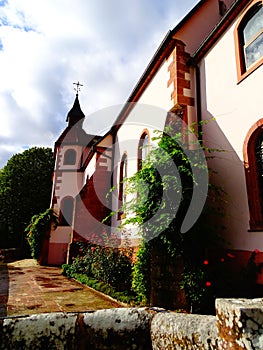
left=198, top=58, right=250, bottom=241
left=197, top=59, right=263, bottom=300
left=0, top=263, right=9, bottom=317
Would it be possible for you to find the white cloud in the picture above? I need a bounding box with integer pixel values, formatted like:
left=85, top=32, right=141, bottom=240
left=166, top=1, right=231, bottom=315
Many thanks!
left=0, top=0, right=199, bottom=168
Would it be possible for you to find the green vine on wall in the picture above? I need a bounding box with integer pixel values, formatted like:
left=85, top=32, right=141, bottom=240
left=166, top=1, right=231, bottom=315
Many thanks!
left=25, top=208, right=58, bottom=261
left=120, top=123, right=225, bottom=312
left=131, top=242, right=151, bottom=304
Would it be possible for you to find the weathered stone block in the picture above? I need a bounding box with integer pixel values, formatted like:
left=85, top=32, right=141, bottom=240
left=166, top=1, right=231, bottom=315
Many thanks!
left=216, top=298, right=263, bottom=350
left=78, top=307, right=155, bottom=350
left=151, top=312, right=218, bottom=350
left=0, top=312, right=77, bottom=350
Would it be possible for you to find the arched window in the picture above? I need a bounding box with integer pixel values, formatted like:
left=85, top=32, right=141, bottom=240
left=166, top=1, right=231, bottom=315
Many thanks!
left=235, top=1, right=263, bottom=80
left=60, top=197, right=74, bottom=226
left=138, top=131, right=150, bottom=171
left=64, top=149, right=76, bottom=165
left=118, top=154, right=127, bottom=218
left=244, top=119, right=263, bottom=230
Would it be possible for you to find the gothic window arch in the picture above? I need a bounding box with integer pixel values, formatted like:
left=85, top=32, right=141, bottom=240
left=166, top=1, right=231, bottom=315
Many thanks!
left=59, top=196, right=74, bottom=226
left=64, top=149, right=76, bottom=165
left=118, top=153, right=127, bottom=218
left=243, top=119, right=263, bottom=230
left=235, top=1, right=263, bottom=81
left=138, top=130, right=150, bottom=171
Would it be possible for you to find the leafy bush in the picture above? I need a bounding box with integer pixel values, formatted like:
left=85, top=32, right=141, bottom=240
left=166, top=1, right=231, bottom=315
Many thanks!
left=63, top=241, right=133, bottom=292
left=180, top=266, right=212, bottom=313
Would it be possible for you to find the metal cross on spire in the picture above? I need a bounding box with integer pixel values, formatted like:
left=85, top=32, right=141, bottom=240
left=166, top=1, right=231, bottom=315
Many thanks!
left=73, top=81, right=83, bottom=95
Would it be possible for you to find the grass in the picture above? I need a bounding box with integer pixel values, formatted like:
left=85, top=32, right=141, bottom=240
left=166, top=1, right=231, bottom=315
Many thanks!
left=68, top=272, right=140, bottom=306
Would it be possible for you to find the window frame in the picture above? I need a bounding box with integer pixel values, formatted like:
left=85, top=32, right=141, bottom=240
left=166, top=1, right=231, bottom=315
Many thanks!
left=243, top=119, right=263, bottom=231
left=235, top=0, right=263, bottom=82
left=118, top=153, right=128, bottom=219
left=138, top=130, right=150, bottom=171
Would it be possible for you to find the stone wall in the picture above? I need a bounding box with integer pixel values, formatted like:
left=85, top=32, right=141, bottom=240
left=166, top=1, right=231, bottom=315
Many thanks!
left=1, top=299, right=263, bottom=349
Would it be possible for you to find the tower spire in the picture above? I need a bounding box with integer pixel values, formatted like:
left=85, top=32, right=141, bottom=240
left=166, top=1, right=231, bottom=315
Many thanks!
left=66, top=82, right=85, bottom=127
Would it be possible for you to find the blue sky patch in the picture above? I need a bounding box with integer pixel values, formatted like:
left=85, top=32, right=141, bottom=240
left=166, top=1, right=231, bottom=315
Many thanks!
left=0, top=17, right=9, bottom=26
left=0, top=0, right=8, bottom=7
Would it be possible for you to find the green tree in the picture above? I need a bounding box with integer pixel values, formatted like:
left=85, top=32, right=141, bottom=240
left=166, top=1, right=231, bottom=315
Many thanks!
left=0, top=147, right=54, bottom=249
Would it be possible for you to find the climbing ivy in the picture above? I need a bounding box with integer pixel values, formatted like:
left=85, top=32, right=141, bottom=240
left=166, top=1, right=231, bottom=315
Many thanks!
left=131, top=242, right=151, bottom=304
left=120, top=123, right=225, bottom=311
left=25, top=208, right=58, bottom=261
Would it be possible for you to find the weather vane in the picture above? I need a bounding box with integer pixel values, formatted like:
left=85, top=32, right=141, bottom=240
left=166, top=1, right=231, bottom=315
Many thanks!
left=73, top=81, right=83, bottom=95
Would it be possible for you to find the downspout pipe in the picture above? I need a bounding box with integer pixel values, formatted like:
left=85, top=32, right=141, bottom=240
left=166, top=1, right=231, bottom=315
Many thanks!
left=195, top=63, right=202, bottom=143
left=109, top=131, right=116, bottom=229
left=188, top=57, right=202, bottom=144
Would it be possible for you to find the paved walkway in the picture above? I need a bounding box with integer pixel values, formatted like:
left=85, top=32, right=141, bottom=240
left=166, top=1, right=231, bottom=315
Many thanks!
left=0, top=259, right=123, bottom=318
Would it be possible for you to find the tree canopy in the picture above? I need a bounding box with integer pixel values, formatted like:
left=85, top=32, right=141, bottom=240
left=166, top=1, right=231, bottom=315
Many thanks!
left=0, top=147, right=54, bottom=249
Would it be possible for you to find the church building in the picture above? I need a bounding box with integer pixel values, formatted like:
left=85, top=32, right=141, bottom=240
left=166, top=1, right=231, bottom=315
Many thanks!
left=47, top=0, right=263, bottom=287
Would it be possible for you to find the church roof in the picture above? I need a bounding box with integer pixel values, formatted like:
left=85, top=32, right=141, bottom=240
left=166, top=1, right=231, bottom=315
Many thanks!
left=55, top=93, right=99, bottom=148
left=66, top=94, right=85, bottom=127
left=110, top=0, right=246, bottom=132
left=192, top=0, right=247, bottom=62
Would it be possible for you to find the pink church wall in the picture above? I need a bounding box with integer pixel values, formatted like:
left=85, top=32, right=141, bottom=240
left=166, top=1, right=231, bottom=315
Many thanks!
left=198, top=8, right=263, bottom=253
left=72, top=148, right=113, bottom=246
left=48, top=243, right=68, bottom=266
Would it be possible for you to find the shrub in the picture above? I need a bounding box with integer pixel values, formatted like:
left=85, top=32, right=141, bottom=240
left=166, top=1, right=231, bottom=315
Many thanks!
left=63, top=241, right=133, bottom=292
left=180, top=266, right=212, bottom=313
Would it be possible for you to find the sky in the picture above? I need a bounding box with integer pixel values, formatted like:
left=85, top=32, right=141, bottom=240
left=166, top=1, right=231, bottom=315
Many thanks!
left=0, top=0, right=199, bottom=168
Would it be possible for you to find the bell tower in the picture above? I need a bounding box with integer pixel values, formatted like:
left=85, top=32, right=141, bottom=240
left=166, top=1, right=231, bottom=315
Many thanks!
left=48, top=83, right=94, bottom=265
